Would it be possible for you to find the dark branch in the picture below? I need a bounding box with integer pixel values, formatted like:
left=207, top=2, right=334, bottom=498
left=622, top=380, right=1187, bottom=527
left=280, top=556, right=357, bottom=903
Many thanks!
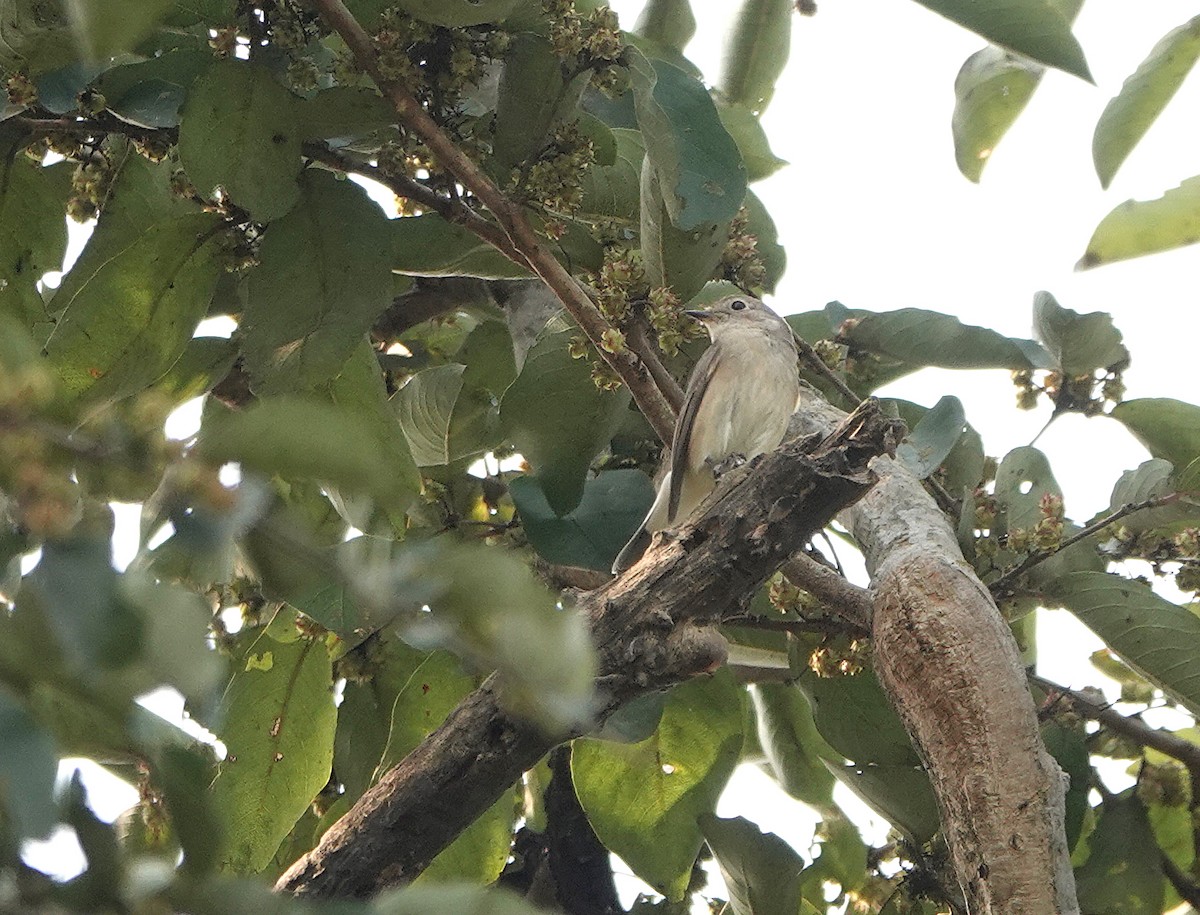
left=1031, top=675, right=1200, bottom=776
left=275, top=399, right=899, bottom=897
left=991, top=494, right=1180, bottom=595
left=311, top=0, right=678, bottom=445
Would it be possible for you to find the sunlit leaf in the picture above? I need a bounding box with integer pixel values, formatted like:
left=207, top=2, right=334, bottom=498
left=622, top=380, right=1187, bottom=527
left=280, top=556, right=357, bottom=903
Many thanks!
left=1093, top=16, right=1200, bottom=189
left=952, top=47, right=1042, bottom=183
left=573, top=671, right=744, bottom=900
left=211, top=630, right=336, bottom=874
left=1111, top=398, right=1200, bottom=471
left=1078, top=176, right=1200, bottom=269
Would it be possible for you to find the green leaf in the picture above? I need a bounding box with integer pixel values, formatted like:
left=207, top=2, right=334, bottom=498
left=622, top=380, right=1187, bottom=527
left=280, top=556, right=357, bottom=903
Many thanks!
left=572, top=671, right=744, bottom=900
left=994, top=445, right=1061, bottom=533
left=241, top=171, right=393, bottom=392
left=0, top=129, right=71, bottom=327
left=716, top=0, right=792, bottom=113
left=0, top=687, right=59, bottom=840
left=64, top=0, right=175, bottom=60
left=178, top=59, right=302, bottom=222
left=21, top=528, right=144, bottom=674
left=1103, top=459, right=1200, bottom=535
left=1111, top=398, right=1200, bottom=470
left=699, top=814, right=809, bottom=915
left=404, top=542, right=596, bottom=732
left=889, top=399, right=985, bottom=494
left=151, top=335, right=238, bottom=405
left=743, top=188, right=785, bottom=292
left=386, top=0, right=527, bottom=27
left=500, top=323, right=630, bottom=516
left=1078, top=175, right=1200, bottom=269
left=1093, top=16, right=1200, bottom=189
left=154, top=745, right=223, bottom=874
left=0, top=1, right=75, bottom=75
left=1075, top=791, right=1164, bottom=915
left=373, top=884, right=555, bottom=915
left=830, top=762, right=940, bottom=844
left=395, top=364, right=490, bottom=466
left=579, top=127, right=644, bottom=221
left=801, top=669, right=920, bottom=767
left=640, top=154, right=729, bottom=303
left=907, top=0, right=1091, bottom=81
left=715, top=101, right=788, bottom=182
left=43, top=152, right=224, bottom=402
left=896, top=395, right=966, bottom=481
left=1040, top=721, right=1088, bottom=853
left=1048, top=572, right=1200, bottom=719
left=393, top=213, right=530, bottom=279
left=952, top=47, right=1042, bottom=183
left=94, top=48, right=213, bottom=128
left=510, top=470, right=654, bottom=572
left=199, top=396, right=420, bottom=511
left=211, top=631, right=336, bottom=874
left=492, top=34, right=588, bottom=174
left=295, top=86, right=396, bottom=141
left=44, top=212, right=223, bottom=402
left=630, top=48, right=747, bottom=231
left=748, top=683, right=836, bottom=806
left=844, top=307, right=1052, bottom=370
left=322, top=339, right=423, bottom=523
left=418, top=792, right=517, bottom=886
left=633, top=0, right=696, bottom=54
left=1032, top=290, right=1128, bottom=375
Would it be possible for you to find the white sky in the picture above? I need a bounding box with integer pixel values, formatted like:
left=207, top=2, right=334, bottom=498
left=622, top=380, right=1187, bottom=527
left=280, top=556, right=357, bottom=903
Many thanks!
left=25, top=0, right=1200, bottom=904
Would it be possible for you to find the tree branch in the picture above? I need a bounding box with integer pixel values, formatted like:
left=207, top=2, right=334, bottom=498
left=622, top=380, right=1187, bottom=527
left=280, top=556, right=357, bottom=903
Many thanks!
left=792, top=391, right=1082, bottom=914
left=1031, top=674, right=1200, bottom=777
left=275, top=399, right=898, bottom=897
left=311, top=0, right=678, bottom=444
left=990, top=493, right=1180, bottom=596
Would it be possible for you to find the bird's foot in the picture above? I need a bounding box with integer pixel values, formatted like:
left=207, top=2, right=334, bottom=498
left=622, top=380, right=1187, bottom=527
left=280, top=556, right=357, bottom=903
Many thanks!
left=710, top=452, right=747, bottom=478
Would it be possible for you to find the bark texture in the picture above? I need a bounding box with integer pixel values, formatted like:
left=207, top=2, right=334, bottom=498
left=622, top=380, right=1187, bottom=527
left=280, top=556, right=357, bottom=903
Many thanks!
left=794, top=390, right=1080, bottom=915
left=275, top=401, right=897, bottom=898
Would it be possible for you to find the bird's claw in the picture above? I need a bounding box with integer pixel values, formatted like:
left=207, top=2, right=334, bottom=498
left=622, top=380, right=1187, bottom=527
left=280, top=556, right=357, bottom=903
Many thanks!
left=710, top=452, right=747, bottom=478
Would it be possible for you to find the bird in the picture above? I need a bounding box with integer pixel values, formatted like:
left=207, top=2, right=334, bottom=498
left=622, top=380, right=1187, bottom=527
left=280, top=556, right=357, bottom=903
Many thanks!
left=612, top=294, right=801, bottom=574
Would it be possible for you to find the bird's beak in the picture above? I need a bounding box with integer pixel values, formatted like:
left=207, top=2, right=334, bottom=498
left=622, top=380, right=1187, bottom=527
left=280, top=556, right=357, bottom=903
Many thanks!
left=684, top=309, right=712, bottom=321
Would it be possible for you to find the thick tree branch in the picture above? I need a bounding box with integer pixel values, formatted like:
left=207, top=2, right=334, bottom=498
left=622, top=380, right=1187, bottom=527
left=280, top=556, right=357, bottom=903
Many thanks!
left=312, top=0, right=677, bottom=444
left=1031, top=675, right=1200, bottom=776
left=791, top=391, right=1081, bottom=915
left=275, top=399, right=898, bottom=898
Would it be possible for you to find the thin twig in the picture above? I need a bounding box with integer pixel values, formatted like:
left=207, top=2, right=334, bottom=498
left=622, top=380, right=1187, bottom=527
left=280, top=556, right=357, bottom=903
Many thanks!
left=1030, top=674, right=1200, bottom=776
left=780, top=551, right=874, bottom=630
left=991, top=493, right=1180, bottom=595
left=304, top=142, right=528, bottom=269
left=311, top=0, right=677, bottom=444
left=791, top=329, right=860, bottom=409
left=624, top=315, right=685, bottom=412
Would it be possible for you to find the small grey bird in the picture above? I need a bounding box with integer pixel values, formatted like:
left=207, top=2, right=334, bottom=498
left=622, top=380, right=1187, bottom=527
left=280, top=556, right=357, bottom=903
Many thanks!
left=612, top=294, right=801, bottom=574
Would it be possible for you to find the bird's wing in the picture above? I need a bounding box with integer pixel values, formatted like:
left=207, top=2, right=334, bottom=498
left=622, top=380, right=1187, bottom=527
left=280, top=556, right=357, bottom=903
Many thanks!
left=668, top=342, right=723, bottom=523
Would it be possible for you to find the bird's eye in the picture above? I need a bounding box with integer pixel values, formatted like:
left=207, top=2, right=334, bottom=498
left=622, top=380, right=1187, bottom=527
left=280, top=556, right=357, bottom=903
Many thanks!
left=730, top=299, right=747, bottom=311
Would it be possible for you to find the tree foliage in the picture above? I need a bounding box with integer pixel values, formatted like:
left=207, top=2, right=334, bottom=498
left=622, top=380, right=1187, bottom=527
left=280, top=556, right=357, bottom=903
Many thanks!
left=1, top=0, right=1199, bottom=913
